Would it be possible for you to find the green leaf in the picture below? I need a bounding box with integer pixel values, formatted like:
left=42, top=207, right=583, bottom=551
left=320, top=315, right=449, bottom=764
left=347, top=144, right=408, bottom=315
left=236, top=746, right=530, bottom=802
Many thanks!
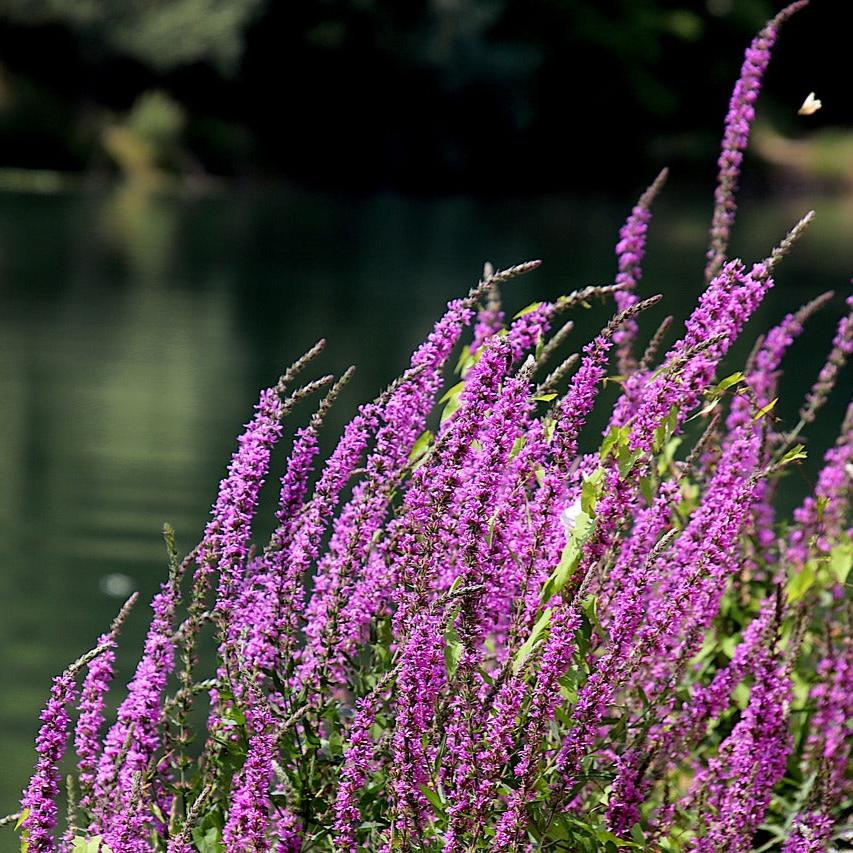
left=816, top=495, right=829, bottom=522
left=15, top=809, right=29, bottom=832
left=778, top=444, right=807, bottom=466
left=786, top=560, right=817, bottom=604
left=657, top=436, right=682, bottom=476
left=408, top=429, right=433, bottom=465
left=419, top=784, right=446, bottom=816
left=513, top=301, right=542, bottom=319
left=639, top=475, right=655, bottom=507
left=192, top=826, right=224, bottom=853
left=540, top=511, right=594, bottom=603
left=444, top=624, right=463, bottom=680
left=455, top=346, right=475, bottom=375
left=513, top=607, right=552, bottom=674
left=440, top=382, right=466, bottom=426
left=829, top=536, right=853, bottom=584
left=581, top=467, right=605, bottom=514
left=600, top=426, right=627, bottom=461
left=70, top=839, right=114, bottom=853
left=716, top=371, right=745, bottom=393
left=438, top=380, right=465, bottom=405
left=691, top=397, right=720, bottom=420
left=534, top=392, right=558, bottom=402
left=653, top=405, right=679, bottom=453
left=617, top=444, right=642, bottom=480
left=508, top=435, right=526, bottom=460
left=754, top=397, right=778, bottom=421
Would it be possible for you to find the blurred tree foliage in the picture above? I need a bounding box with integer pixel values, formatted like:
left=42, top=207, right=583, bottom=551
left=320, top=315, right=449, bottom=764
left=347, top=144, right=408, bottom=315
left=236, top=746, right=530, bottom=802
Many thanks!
left=0, top=0, right=845, bottom=191
left=0, top=0, right=263, bottom=72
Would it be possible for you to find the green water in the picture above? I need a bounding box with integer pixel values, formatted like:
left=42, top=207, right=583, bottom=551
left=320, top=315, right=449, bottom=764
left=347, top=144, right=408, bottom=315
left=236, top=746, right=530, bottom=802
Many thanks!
left=0, top=182, right=849, bottom=837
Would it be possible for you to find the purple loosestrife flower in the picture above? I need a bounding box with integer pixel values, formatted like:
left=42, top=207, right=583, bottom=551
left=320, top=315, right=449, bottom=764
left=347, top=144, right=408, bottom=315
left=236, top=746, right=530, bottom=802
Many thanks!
left=807, top=641, right=853, bottom=785
left=788, top=400, right=853, bottom=567
left=222, top=708, right=276, bottom=853
left=705, top=1, right=808, bottom=282
left=441, top=352, right=535, bottom=847
left=470, top=281, right=505, bottom=352
left=600, top=479, right=680, bottom=634
left=783, top=811, right=835, bottom=853
left=630, top=259, right=774, bottom=453
left=466, top=674, right=527, bottom=828
left=723, top=306, right=816, bottom=565
left=20, top=671, right=78, bottom=853
left=639, top=428, right=763, bottom=702
left=334, top=683, right=388, bottom=852
left=209, top=386, right=286, bottom=616
left=300, top=289, right=487, bottom=689
left=607, top=597, right=776, bottom=833
left=479, top=417, right=550, bottom=650
left=613, top=168, right=667, bottom=375
left=687, top=645, right=792, bottom=852
left=493, top=605, right=582, bottom=850
left=509, top=301, right=657, bottom=646
left=799, top=294, right=853, bottom=426
left=386, top=340, right=511, bottom=840
left=74, top=635, right=116, bottom=813
left=233, top=370, right=353, bottom=682
left=781, top=638, right=853, bottom=847
left=553, top=466, right=759, bottom=803
left=504, top=330, right=616, bottom=647
left=94, top=576, right=181, bottom=842
left=727, top=310, right=805, bottom=433
left=505, top=301, right=554, bottom=362
left=272, top=400, right=380, bottom=672
left=272, top=810, right=301, bottom=853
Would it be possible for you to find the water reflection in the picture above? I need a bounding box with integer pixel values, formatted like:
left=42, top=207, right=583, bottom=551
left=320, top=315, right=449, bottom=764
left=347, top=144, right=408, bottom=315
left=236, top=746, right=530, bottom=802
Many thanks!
left=0, top=183, right=849, bottom=827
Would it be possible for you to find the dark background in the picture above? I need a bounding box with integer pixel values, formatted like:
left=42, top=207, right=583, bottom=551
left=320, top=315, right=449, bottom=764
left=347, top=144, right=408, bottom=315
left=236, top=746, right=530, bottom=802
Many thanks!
left=0, top=0, right=849, bottom=193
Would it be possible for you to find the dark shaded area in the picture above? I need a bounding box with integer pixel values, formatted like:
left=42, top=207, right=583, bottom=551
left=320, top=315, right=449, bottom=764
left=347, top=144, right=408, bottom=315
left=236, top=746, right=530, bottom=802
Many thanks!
left=0, top=0, right=849, bottom=193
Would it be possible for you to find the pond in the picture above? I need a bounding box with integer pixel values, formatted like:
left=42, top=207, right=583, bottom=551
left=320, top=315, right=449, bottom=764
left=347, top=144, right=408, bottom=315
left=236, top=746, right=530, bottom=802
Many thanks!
left=0, top=181, right=850, bottom=831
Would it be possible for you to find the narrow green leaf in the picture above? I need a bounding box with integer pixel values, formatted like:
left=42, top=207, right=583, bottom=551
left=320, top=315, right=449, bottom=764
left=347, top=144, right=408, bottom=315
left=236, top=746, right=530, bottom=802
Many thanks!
left=534, top=392, right=558, bottom=402
left=540, top=511, right=594, bottom=603
left=716, top=371, right=745, bottom=393
left=639, top=475, right=655, bottom=507
left=754, top=397, right=778, bottom=421
left=513, top=608, right=552, bottom=674
left=617, top=444, right=641, bottom=480
left=455, top=346, right=475, bottom=375
left=444, top=624, right=463, bottom=680
left=419, top=784, right=445, bottom=815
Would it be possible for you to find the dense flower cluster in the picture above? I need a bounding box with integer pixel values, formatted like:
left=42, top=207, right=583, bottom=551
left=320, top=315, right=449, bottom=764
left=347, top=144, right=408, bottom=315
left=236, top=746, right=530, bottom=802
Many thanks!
left=12, top=4, right=853, bottom=852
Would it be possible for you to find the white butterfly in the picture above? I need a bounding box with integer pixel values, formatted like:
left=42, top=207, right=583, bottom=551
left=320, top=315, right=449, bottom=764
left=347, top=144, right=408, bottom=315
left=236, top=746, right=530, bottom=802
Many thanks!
left=798, top=92, right=822, bottom=116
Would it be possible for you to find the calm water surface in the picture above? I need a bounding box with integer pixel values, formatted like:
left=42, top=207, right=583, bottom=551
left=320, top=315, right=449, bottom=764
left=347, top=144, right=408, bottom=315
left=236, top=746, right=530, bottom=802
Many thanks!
left=0, top=182, right=850, bottom=835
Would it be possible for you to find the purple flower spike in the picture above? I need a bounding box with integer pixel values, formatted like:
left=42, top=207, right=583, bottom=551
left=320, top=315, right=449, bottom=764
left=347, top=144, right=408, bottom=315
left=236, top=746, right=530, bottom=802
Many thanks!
left=222, top=708, right=276, bottom=853
left=613, top=168, right=668, bottom=375
left=20, top=671, right=78, bottom=853
left=705, top=1, right=808, bottom=281
left=74, top=634, right=117, bottom=813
